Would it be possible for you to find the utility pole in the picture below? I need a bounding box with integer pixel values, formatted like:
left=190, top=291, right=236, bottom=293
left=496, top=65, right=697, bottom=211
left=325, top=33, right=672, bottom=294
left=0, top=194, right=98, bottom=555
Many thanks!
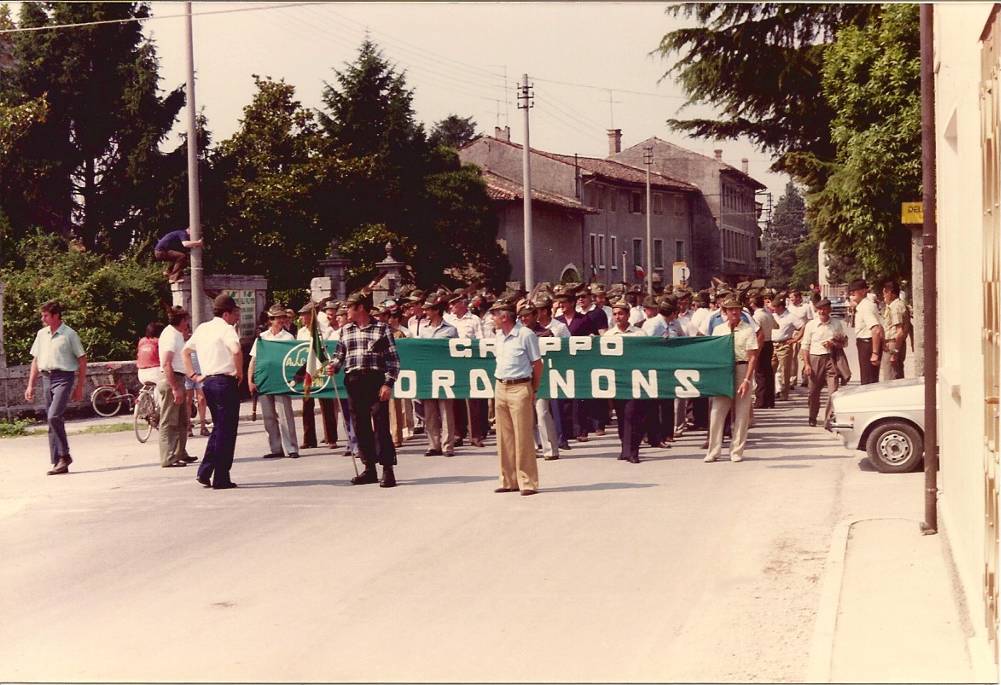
left=643, top=146, right=653, bottom=293
left=184, top=1, right=204, bottom=326
left=518, top=74, right=535, bottom=290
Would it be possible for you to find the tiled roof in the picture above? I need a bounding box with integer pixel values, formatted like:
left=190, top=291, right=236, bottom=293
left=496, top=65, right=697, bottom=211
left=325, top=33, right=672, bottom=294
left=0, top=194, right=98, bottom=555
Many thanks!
left=632, top=136, right=767, bottom=190
left=463, top=136, right=699, bottom=193
left=481, top=170, right=598, bottom=214
left=545, top=153, right=699, bottom=193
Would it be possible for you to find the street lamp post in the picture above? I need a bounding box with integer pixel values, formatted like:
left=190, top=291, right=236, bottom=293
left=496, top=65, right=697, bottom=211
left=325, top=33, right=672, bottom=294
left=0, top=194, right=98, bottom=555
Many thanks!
left=643, top=146, right=653, bottom=293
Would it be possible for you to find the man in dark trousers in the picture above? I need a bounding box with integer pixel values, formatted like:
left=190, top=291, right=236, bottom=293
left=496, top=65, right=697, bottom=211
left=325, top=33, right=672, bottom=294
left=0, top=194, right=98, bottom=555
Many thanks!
left=183, top=294, right=243, bottom=489
left=327, top=291, right=401, bottom=488
left=154, top=227, right=203, bottom=283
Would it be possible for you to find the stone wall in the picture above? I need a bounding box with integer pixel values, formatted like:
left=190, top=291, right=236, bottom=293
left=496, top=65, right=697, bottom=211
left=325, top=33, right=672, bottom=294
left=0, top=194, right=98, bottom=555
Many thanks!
left=1, top=360, right=139, bottom=419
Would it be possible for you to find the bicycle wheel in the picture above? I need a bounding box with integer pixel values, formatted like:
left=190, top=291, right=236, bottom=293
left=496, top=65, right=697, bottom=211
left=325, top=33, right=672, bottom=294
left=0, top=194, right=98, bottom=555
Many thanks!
left=91, top=386, right=122, bottom=417
left=133, top=391, right=156, bottom=443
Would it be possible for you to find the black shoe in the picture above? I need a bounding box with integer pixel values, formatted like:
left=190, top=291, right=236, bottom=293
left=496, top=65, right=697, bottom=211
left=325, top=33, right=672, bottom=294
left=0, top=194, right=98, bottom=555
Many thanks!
left=520, top=489, right=538, bottom=496
left=196, top=476, right=212, bottom=488
left=181, top=455, right=198, bottom=463
left=544, top=455, right=559, bottom=461
left=424, top=448, right=443, bottom=457
left=351, top=468, right=379, bottom=485
left=628, top=455, right=641, bottom=464
left=262, top=453, right=283, bottom=459
left=494, top=487, right=518, bottom=493
left=808, top=419, right=817, bottom=427
left=558, top=441, right=571, bottom=450
left=289, top=453, right=300, bottom=459
left=453, top=438, right=464, bottom=447
left=212, top=482, right=238, bottom=490
left=380, top=466, right=397, bottom=488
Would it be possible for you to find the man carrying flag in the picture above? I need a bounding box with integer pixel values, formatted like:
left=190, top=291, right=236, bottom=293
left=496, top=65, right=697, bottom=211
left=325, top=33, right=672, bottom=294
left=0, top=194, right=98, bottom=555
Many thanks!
left=327, top=291, right=401, bottom=488
left=302, top=300, right=328, bottom=400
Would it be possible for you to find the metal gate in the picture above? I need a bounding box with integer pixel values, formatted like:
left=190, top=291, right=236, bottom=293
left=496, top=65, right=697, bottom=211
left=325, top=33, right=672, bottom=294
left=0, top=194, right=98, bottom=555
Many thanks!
left=980, top=7, right=1001, bottom=661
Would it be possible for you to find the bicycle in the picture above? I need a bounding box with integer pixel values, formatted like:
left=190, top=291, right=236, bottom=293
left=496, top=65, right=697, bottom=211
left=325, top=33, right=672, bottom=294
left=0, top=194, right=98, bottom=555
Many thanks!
left=89, top=365, right=161, bottom=443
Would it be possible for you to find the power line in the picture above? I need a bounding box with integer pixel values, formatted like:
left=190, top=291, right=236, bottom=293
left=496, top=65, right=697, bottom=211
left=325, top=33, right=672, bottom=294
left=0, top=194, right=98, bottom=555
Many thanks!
left=0, top=2, right=323, bottom=34
left=530, top=75, right=687, bottom=101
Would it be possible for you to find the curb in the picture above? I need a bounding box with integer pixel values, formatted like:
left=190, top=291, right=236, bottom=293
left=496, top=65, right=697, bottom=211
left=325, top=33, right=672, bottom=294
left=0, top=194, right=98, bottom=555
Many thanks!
left=805, top=517, right=854, bottom=683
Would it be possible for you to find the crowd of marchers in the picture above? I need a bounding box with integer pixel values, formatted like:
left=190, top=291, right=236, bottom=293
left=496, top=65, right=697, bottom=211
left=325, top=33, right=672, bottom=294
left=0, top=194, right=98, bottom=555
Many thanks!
left=24, top=255, right=910, bottom=493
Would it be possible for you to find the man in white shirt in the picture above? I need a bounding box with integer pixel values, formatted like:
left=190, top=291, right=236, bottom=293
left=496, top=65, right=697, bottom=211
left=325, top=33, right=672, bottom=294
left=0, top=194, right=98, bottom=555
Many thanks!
left=248, top=304, right=299, bottom=459
left=750, top=294, right=779, bottom=409
left=705, top=297, right=759, bottom=464
left=183, top=294, right=243, bottom=489
left=158, top=306, right=195, bottom=468
left=626, top=285, right=646, bottom=326
left=604, top=300, right=645, bottom=463
left=849, top=279, right=885, bottom=385
left=771, top=296, right=798, bottom=401
left=446, top=292, right=486, bottom=448
left=419, top=296, right=459, bottom=456
left=801, top=299, right=848, bottom=427
left=786, top=290, right=813, bottom=387
left=641, top=296, right=668, bottom=337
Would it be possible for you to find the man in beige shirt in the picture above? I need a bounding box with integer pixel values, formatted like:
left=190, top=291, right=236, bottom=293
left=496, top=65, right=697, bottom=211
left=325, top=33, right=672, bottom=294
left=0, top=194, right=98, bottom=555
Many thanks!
left=880, top=279, right=910, bottom=380
left=801, top=299, right=848, bottom=428
left=705, top=297, right=759, bottom=464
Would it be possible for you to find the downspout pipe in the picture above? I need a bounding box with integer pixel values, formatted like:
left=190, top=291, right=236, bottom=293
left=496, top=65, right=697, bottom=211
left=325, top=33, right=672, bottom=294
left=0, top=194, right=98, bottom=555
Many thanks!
left=920, top=3, right=939, bottom=536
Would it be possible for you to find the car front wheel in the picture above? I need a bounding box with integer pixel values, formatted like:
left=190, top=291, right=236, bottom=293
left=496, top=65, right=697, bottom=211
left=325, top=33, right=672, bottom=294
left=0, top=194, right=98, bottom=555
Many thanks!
left=865, top=421, right=924, bottom=473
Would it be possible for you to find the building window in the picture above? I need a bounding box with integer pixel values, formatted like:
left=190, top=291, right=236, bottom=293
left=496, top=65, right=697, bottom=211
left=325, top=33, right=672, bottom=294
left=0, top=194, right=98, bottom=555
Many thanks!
left=609, top=189, right=617, bottom=211
left=596, top=187, right=605, bottom=210
left=598, top=234, right=606, bottom=269
left=633, top=238, right=643, bottom=270
left=610, top=235, right=618, bottom=270
left=653, top=194, right=663, bottom=215
left=589, top=233, right=597, bottom=271
left=675, top=195, right=685, bottom=216
left=653, top=239, right=664, bottom=269
left=676, top=240, right=685, bottom=262
left=631, top=191, right=644, bottom=214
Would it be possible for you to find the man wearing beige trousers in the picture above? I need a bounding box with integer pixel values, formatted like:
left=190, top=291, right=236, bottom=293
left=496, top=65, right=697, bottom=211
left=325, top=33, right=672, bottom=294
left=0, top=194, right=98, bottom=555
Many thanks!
left=490, top=301, right=542, bottom=496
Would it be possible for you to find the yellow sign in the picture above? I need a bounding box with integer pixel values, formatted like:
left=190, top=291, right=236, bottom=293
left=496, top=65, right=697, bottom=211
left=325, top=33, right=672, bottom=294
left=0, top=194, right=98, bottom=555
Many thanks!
left=901, top=202, right=923, bottom=224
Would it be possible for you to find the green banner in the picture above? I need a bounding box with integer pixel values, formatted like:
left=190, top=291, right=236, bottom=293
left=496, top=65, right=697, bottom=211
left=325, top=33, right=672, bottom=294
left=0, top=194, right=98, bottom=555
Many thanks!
left=253, top=335, right=736, bottom=400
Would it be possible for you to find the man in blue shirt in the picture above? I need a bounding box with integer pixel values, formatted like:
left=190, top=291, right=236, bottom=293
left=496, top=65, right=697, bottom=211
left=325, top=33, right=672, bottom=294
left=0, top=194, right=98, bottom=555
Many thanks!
left=154, top=227, right=203, bottom=283
left=492, top=301, right=542, bottom=496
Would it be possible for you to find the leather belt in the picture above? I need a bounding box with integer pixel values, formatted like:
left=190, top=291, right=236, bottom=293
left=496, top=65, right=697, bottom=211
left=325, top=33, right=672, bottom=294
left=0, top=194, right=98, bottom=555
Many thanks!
left=497, top=377, right=532, bottom=385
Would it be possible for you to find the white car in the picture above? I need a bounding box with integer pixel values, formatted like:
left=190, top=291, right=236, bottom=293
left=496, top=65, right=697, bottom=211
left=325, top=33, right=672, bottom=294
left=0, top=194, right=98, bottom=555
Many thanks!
left=829, top=378, right=925, bottom=473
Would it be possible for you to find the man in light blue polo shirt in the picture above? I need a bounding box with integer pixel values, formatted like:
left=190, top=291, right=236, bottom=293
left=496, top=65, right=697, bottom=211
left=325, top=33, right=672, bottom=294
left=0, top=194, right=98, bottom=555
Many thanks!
left=491, top=301, right=542, bottom=496
left=24, top=300, right=87, bottom=475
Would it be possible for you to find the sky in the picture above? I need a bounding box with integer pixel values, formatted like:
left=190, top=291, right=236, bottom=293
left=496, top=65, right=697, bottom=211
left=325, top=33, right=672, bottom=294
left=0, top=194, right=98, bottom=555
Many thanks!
left=10, top=2, right=792, bottom=202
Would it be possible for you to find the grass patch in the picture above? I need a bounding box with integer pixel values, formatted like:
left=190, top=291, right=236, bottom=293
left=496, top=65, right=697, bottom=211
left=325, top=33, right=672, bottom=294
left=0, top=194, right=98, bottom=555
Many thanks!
left=78, top=422, right=132, bottom=435
left=0, top=418, right=37, bottom=437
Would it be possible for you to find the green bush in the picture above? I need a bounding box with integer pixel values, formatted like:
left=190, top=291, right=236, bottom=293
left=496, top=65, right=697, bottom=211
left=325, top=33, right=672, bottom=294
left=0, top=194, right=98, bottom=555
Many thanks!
left=0, top=417, right=34, bottom=437
left=1, top=231, right=170, bottom=365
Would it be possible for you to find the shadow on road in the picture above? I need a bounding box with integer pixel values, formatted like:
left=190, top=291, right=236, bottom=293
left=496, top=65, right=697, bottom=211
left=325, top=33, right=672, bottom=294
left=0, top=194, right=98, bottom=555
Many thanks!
left=541, top=482, right=657, bottom=493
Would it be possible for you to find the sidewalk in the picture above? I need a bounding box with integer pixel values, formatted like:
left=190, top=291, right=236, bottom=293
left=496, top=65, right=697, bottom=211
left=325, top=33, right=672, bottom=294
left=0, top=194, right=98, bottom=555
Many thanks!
left=23, top=398, right=265, bottom=436
left=810, top=517, right=995, bottom=683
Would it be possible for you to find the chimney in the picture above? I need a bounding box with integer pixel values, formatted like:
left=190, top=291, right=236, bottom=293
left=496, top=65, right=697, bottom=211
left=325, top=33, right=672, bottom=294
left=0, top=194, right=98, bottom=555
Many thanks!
left=494, top=125, right=510, bottom=142
left=713, top=149, right=723, bottom=161
left=741, top=158, right=749, bottom=174
left=608, top=129, right=622, bottom=155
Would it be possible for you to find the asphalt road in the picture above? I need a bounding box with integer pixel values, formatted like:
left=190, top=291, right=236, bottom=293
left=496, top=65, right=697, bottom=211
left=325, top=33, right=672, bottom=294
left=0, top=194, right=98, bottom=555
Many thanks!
left=0, top=366, right=920, bottom=682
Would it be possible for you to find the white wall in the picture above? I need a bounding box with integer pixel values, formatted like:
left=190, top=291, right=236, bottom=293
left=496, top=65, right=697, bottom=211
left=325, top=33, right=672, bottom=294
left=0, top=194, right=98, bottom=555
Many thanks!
left=934, top=2, right=996, bottom=659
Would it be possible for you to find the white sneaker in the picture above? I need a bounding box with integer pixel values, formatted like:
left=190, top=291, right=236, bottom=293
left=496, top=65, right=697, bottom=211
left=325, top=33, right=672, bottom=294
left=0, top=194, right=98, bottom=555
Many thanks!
left=731, top=455, right=743, bottom=463
left=704, top=455, right=717, bottom=463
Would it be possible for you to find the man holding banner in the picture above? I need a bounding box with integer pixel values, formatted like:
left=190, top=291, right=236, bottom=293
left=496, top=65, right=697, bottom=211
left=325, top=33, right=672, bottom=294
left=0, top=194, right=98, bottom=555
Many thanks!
left=705, top=297, right=759, bottom=464
left=327, top=292, right=401, bottom=488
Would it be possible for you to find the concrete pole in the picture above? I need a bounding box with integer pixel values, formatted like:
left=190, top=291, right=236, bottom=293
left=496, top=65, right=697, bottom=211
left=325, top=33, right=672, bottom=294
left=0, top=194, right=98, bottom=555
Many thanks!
left=643, top=146, right=653, bottom=293
left=521, top=73, right=534, bottom=290
left=919, top=4, right=938, bottom=535
left=184, top=1, right=205, bottom=326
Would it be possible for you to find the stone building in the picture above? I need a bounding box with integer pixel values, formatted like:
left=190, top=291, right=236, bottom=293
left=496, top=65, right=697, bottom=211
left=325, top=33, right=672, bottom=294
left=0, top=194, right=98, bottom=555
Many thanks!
left=613, top=136, right=767, bottom=283
left=459, top=128, right=703, bottom=287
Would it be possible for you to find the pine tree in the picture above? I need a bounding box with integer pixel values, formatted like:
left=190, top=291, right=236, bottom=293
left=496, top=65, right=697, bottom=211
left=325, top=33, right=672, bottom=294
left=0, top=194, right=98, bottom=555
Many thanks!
left=1, top=2, right=184, bottom=253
